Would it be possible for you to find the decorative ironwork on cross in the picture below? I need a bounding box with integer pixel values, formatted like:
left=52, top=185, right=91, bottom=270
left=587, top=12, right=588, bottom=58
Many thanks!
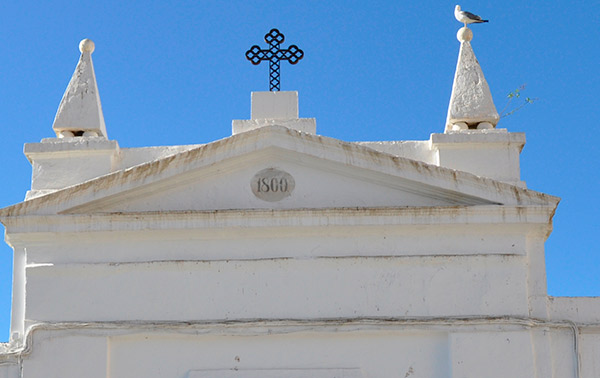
left=245, top=28, right=304, bottom=91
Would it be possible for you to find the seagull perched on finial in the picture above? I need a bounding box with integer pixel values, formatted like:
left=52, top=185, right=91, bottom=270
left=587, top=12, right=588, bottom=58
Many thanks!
left=455, top=5, right=489, bottom=26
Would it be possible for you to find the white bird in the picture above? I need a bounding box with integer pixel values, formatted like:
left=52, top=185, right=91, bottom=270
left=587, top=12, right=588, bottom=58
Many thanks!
left=454, top=5, right=489, bottom=26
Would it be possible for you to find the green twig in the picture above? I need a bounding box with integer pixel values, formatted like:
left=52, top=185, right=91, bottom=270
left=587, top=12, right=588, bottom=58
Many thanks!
left=500, top=84, right=537, bottom=118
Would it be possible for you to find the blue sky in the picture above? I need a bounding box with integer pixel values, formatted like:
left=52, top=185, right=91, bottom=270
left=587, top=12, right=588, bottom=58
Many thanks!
left=0, top=1, right=598, bottom=341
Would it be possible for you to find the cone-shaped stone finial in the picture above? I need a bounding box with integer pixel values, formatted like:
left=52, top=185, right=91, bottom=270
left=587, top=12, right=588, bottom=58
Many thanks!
left=52, top=39, right=107, bottom=138
left=445, top=27, right=499, bottom=132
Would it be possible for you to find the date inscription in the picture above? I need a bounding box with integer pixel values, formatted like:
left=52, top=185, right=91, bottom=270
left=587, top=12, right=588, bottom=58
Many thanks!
left=251, top=168, right=295, bottom=202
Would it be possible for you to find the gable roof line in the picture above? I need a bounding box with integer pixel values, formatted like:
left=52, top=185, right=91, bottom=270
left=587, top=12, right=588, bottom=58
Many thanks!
left=0, top=126, right=559, bottom=219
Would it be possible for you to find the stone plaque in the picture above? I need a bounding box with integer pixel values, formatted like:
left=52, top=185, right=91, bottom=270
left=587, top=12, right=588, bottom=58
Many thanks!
left=251, top=168, right=295, bottom=202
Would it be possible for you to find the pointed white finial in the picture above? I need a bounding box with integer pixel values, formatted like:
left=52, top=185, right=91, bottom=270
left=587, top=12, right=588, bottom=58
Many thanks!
left=445, top=27, right=499, bottom=132
left=52, top=38, right=108, bottom=138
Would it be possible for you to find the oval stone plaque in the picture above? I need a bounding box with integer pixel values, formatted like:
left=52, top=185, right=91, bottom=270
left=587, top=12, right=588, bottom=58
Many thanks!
left=251, top=168, right=295, bottom=202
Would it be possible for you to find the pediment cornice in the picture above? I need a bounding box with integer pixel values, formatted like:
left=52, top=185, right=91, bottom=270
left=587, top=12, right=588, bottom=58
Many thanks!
left=0, top=126, right=559, bottom=219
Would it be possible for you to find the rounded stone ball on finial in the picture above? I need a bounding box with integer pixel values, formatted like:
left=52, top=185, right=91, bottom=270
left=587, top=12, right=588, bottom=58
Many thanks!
left=79, top=39, right=95, bottom=54
left=457, top=27, right=473, bottom=42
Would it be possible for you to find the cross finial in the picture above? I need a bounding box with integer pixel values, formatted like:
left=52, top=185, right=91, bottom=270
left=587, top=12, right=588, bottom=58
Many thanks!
left=245, top=28, right=304, bottom=91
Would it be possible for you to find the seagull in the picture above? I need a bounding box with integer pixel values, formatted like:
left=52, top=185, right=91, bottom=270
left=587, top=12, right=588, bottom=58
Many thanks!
left=454, top=5, right=489, bottom=26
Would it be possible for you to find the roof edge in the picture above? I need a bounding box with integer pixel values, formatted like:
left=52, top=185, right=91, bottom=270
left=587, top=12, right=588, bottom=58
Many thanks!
left=0, top=126, right=560, bottom=219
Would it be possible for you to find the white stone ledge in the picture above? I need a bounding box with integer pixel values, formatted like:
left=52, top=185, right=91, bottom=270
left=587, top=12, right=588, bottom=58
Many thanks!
left=7, top=317, right=597, bottom=359
left=2, top=206, right=557, bottom=234
left=431, top=130, right=525, bottom=147
left=232, top=118, right=316, bottom=135
left=549, top=296, right=600, bottom=324
left=2, top=207, right=552, bottom=263
left=24, top=138, right=119, bottom=158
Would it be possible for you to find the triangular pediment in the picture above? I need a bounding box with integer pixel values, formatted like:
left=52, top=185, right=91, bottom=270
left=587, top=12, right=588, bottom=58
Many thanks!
left=0, top=126, right=558, bottom=217
left=64, top=147, right=495, bottom=214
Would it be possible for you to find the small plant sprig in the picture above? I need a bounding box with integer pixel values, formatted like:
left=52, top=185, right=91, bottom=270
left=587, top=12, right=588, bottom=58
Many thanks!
left=500, top=84, right=538, bottom=118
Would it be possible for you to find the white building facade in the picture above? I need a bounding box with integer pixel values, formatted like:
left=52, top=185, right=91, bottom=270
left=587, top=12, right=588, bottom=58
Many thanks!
left=0, top=32, right=598, bottom=378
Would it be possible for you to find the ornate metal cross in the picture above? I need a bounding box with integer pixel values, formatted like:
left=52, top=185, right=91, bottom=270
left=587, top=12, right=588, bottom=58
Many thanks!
left=245, top=28, right=304, bottom=91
